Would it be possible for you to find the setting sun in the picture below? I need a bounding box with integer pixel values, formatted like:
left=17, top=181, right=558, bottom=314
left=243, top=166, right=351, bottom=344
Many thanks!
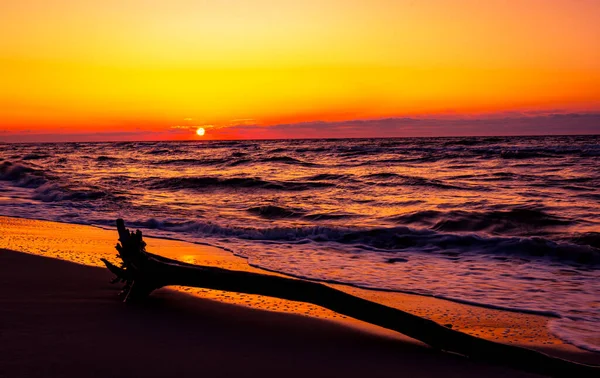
left=196, top=127, right=205, bottom=137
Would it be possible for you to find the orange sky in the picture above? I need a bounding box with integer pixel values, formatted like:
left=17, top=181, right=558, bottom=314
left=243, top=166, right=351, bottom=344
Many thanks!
left=1, top=0, right=599, bottom=140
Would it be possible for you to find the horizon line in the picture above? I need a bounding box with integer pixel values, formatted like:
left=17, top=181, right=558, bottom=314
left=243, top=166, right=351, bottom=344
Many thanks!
left=2, top=133, right=599, bottom=145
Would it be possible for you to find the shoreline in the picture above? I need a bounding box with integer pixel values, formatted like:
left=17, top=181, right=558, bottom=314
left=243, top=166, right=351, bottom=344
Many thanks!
left=1, top=215, right=598, bottom=366
left=0, top=214, right=569, bottom=318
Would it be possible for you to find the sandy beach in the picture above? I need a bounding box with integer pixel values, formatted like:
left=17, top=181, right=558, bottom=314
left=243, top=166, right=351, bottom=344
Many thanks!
left=0, top=216, right=598, bottom=377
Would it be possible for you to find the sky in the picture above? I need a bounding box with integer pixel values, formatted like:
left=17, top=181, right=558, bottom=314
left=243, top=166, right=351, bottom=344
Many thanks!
left=1, top=0, right=599, bottom=141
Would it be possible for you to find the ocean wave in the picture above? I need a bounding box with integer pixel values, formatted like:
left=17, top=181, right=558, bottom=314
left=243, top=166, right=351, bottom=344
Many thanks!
left=366, top=155, right=443, bottom=164
left=144, top=147, right=186, bottom=155
left=364, top=172, right=403, bottom=179
left=246, top=205, right=358, bottom=221
left=339, top=148, right=385, bottom=157
left=22, top=153, right=50, bottom=160
left=114, top=142, right=136, bottom=148
left=96, top=155, right=118, bottom=162
left=260, top=155, right=317, bottom=166
left=482, top=172, right=529, bottom=181
left=32, top=182, right=111, bottom=202
left=153, top=157, right=227, bottom=166
left=147, top=176, right=336, bottom=191
left=500, top=150, right=556, bottom=159
left=569, top=232, right=600, bottom=250
left=443, top=138, right=494, bottom=147
left=303, top=173, right=350, bottom=181
left=222, top=158, right=252, bottom=166
left=363, top=173, right=470, bottom=190
left=0, top=160, right=115, bottom=203
left=468, top=145, right=600, bottom=160
left=247, top=205, right=306, bottom=219
left=549, top=318, right=600, bottom=353
left=390, top=208, right=573, bottom=235
left=123, top=218, right=600, bottom=265
left=205, top=141, right=260, bottom=149
left=293, top=146, right=329, bottom=153
left=0, top=161, right=49, bottom=188
left=226, top=155, right=318, bottom=167
left=303, top=212, right=358, bottom=220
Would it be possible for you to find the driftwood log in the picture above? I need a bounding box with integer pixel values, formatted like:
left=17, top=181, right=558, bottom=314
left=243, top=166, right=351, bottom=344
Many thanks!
left=101, top=219, right=598, bottom=377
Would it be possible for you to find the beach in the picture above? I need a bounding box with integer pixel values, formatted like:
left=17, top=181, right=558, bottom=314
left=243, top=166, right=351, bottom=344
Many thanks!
left=0, top=216, right=598, bottom=377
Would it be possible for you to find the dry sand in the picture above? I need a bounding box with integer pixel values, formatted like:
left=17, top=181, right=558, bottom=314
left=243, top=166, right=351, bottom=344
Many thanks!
left=0, top=216, right=598, bottom=377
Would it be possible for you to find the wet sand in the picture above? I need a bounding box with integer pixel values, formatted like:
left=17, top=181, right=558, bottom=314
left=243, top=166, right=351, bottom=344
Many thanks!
left=0, top=215, right=598, bottom=377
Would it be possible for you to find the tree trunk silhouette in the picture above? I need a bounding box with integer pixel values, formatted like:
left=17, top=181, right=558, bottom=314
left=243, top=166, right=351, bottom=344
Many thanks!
left=102, top=219, right=597, bottom=377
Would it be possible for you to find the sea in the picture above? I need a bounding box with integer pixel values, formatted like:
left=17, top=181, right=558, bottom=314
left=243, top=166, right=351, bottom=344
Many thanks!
left=1, top=135, right=599, bottom=351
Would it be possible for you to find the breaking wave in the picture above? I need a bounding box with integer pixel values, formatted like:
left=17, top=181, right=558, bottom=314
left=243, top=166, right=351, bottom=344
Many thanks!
left=390, top=207, right=573, bottom=235
left=121, top=217, right=600, bottom=266
left=0, top=161, right=49, bottom=188
left=0, top=161, right=113, bottom=202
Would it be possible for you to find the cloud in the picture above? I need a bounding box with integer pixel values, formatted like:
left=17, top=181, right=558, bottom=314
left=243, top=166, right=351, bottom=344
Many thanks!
left=215, top=113, right=600, bottom=139
left=228, top=118, right=256, bottom=126
left=2, top=113, right=599, bottom=142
